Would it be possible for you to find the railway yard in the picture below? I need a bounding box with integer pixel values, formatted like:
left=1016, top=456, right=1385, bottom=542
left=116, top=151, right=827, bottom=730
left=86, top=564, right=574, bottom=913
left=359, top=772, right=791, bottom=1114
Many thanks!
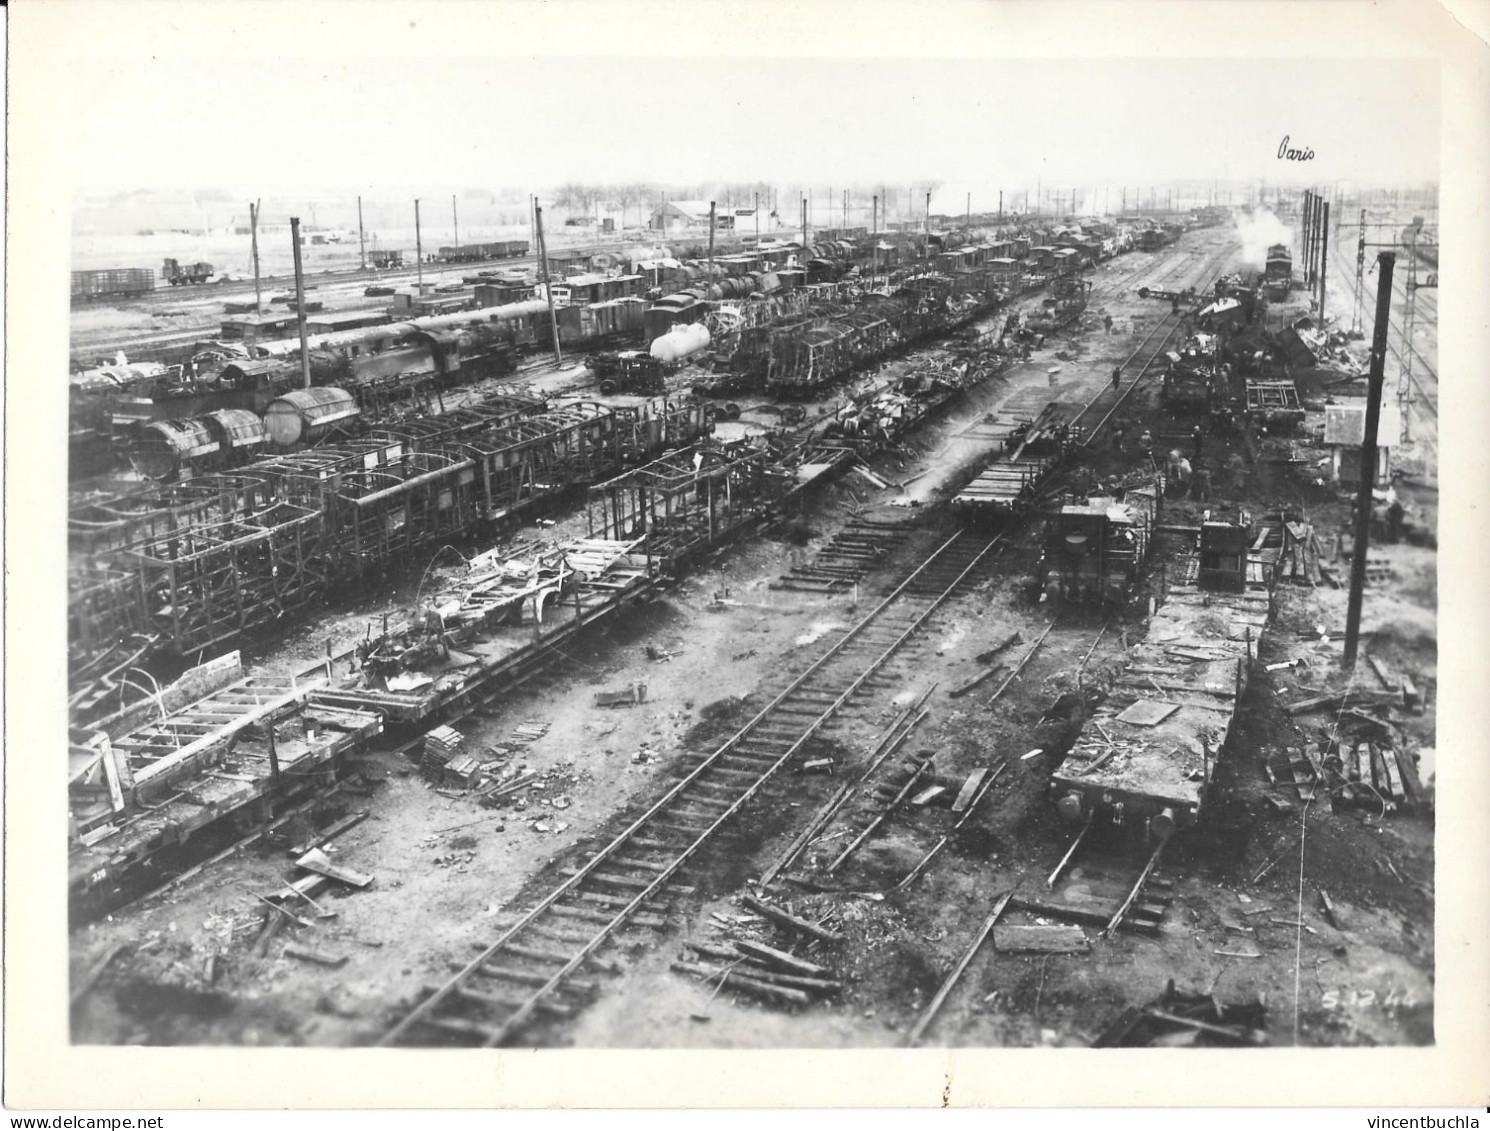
left=65, top=203, right=1439, bottom=1052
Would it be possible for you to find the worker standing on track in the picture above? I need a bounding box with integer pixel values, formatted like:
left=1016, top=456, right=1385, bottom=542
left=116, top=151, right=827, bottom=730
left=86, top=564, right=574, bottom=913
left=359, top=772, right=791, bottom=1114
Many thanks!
left=1191, top=423, right=1204, bottom=460
left=1111, top=365, right=1121, bottom=390
left=1138, top=429, right=1153, bottom=460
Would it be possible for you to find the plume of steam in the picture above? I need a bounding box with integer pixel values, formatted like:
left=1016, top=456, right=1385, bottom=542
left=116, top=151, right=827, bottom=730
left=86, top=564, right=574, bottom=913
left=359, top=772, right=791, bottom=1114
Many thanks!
left=1235, top=209, right=1293, bottom=267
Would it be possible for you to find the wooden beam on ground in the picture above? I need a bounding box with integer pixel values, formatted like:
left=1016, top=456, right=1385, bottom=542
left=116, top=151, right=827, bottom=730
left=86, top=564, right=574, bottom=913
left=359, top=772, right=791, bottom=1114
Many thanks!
left=734, top=940, right=828, bottom=977
left=741, top=894, right=844, bottom=944
left=295, top=847, right=373, bottom=888
left=670, top=961, right=812, bottom=1005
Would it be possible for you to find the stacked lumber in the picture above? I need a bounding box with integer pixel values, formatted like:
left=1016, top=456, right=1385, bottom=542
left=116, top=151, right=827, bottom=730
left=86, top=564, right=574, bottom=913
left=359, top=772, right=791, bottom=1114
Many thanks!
left=421, top=725, right=464, bottom=778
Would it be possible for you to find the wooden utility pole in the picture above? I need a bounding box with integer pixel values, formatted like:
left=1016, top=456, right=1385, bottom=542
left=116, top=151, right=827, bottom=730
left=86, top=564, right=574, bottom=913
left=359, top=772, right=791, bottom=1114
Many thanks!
left=356, top=195, right=367, bottom=271
left=755, top=192, right=760, bottom=242
left=1343, top=251, right=1396, bottom=670
left=707, top=201, right=716, bottom=282
left=1318, top=200, right=1330, bottom=314
left=801, top=196, right=807, bottom=249
left=534, top=202, right=563, bottom=363
left=249, top=200, right=262, bottom=314
left=289, top=217, right=311, bottom=389
left=872, top=195, right=878, bottom=284
left=452, top=194, right=459, bottom=248
left=414, top=198, right=424, bottom=290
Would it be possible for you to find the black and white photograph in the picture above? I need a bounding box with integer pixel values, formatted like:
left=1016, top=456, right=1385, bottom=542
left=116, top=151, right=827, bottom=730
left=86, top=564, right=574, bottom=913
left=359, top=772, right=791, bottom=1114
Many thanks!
left=6, top=0, right=1489, bottom=1112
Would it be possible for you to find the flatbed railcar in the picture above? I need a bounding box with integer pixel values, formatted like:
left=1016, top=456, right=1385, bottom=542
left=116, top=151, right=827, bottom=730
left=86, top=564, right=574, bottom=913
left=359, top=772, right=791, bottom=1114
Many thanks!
left=1048, top=520, right=1280, bottom=839
left=952, top=404, right=1072, bottom=521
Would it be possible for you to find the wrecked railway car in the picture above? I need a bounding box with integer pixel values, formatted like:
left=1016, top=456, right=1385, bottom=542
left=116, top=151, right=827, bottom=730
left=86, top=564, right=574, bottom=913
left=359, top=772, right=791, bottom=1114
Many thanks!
left=1036, top=474, right=1164, bottom=605
left=1048, top=517, right=1280, bottom=838
left=67, top=394, right=715, bottom=680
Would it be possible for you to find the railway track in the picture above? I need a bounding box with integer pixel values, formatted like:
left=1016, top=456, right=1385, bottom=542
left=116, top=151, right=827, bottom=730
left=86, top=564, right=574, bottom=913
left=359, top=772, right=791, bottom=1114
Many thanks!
left=1072, top=243, right=1237, bottom=443
left=1332, top=256, right=1438, bottom=420
left=378, top=525, right=1006, bottom=1046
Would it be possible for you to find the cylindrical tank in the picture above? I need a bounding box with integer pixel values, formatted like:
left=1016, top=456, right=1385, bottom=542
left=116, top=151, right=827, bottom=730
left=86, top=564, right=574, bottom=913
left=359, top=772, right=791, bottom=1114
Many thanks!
left=130, top=418, right=219, bottom=481
left=649, top=323, right=711, bottom=363
left=263, top=386, right=360, bottom=447
left=202, top=408, right=268, bottom=450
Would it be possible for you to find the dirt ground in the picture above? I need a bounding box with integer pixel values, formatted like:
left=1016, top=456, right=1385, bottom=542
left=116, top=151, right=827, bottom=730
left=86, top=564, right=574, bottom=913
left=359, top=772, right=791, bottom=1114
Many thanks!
left=70, top=223, right=1435, bottom=1049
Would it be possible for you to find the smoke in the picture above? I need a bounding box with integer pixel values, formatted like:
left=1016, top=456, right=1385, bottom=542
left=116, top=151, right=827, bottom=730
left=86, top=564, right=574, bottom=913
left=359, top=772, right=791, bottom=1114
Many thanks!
left=1235, top=209, right=1293, bottom=267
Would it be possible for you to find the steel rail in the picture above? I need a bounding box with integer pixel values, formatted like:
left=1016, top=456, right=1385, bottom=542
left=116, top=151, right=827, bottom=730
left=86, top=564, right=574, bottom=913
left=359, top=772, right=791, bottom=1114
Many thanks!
left=1072, top=244, right=1238, bottom=443
left=379, top=525, right=1004, bottom=1046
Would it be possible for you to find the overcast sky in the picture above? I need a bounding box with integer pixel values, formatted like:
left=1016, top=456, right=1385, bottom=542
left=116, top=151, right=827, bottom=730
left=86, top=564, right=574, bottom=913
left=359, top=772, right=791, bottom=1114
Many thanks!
left=65, top=54, right=1437, bottom=199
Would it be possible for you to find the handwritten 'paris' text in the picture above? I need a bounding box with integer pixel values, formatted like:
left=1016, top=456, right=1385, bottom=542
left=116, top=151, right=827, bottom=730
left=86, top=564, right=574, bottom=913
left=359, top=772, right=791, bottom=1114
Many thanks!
left=1278, top=136, right=1315, bottom=161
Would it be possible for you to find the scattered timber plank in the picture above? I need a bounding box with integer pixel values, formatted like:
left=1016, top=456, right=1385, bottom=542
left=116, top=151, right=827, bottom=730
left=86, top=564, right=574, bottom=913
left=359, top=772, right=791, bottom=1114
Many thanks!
left=670, top=961, right=812, bottom=1005
left=910, top=785, right=946, bottom=807
left=286, top=810, right=369, bottom=858
left=1393, top=747, right=1426, bottom=804
left=1143, top=1007, right=1266, bottom=1046
left=1377, top=743, right=1406, bottom=803
left=295, top=848, right=374, bottom=889
left=283, top=944, right=349, bottom=969
left=734, top=940, right=828, bottom=978
left=992, top=925, right=1089, bottom=954
left=951, top=769, right=989, bottom=814
left=1009, top=895, right=1161, bottom=936
left=741, top=894, right=844, bottom=944
left=1285, top=693, right=1340, bottom=715
left=972, top=632, right=1022, bottom=667
left=1115, top=700, right=1181, bottom=727
left=1366, top=654, right=1399, bottom=692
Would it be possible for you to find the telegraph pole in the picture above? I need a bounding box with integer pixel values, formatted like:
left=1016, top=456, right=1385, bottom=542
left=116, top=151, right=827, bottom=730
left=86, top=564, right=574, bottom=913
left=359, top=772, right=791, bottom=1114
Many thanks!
left=872, top=195, right=879, bottom=285
left=356, top=195, right=367, bottom=271
left=1318, top=200, right=1330, bottom=315
left=1352, top=208, right=1366, bottom=334
left=249, top=200, right=262, bottom=314
left=1343, top=251, right=1396, bottom=669
left=289, top=217, right=311, bottom=389
left=707, top=201, right=716, bottom=282
left=452, top=194, right=459, bottom=248
left=414, top=198, right=424, bottom=290
left=534, top=202, right=563, bottom=363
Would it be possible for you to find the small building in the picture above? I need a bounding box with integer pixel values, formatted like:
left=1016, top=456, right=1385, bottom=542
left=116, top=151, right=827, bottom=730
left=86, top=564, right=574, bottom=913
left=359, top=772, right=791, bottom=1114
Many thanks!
left=304, top=309, right=394, bottom=335
left=1324, top=400, right=1402, bottom=482
left=218, top=312, right=300, bottom=343
left=648, top=200, right=751, bottom=232
left=369, top=250, right=405, bottom=269
left=475, top=280, right=534, bottom=307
